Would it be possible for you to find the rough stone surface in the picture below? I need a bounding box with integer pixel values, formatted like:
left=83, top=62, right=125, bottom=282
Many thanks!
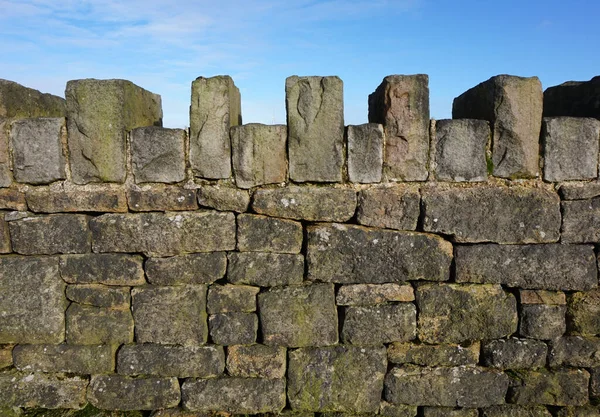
left=307, top=223, right=452, bottom=284
left=422, top=186, right=560, bottom=243
left=452, top=75, right=543, bottom=178
left=508, top=369, right=590, bottom=406
left=227, top=252, right=304, bottom=286
left=13, top=344, right=114, bottom=374
left=481, top=405, right=553, bottom=417
left=66, top=303, right=133, bottom=345
left=336, top=284, right=415, bottom=305
left=0, top=188, right=27, bottom=210
left=66, top=79, right=162, bottom=184
left=520, top=290, right=566, bottom=305
left=568, top=289, right=600, bottom=335
left=347, top=123, right=384, bottom=183
left=519, top=304, right=566, bottom=340
left=26, top=186, right=128, bottom=213
left=207, top=284, right=259, bottom=313
left=190, top=75, right=241, bottom=179
left=197, top=184, right=249, bottom=212
left=66, top=284, right=130, bottom=308
left=127, top=185, right=197, bottom=211
left=0, top=119, right=10, bottom=187
left=416, top=283, right=518, bottom=344
left=481, top=338, right=548, bottom=369
left=368, top=75, right=430, bottom=181
left=145, top=253, right=226, bottom=285
left=0, top=217, right=10, bottom=253
left=60, top=254, right=145, bottom=286
left=562, top=198, right=600, bottom=243
left=549, top=336, right=600, bottom=367
left=9, top=214, right=91, bottom=254
left=131, top=126, right=186, bottom=183
left=286, top=76, right=344, bottom=182
left=0, top=79, right=66, bottom=119
left=592, top=368, right=600, bottom=399
left=88, top=375, right=180, bottom=411
left=237, top=214, right=302, bottom=254
left=543, top=76, right=600, bottom=119
left=341, top=304, right=416, bottom=345
left=288, top=346, right=387, bottom=412
left=209, top=312, right=257, bottom=345
left=387, top=342, right=480, bottom=366
left=226, top=344, right=287, bottom=379
left=556, top=407, right=600, bottom=417
left=560, top=182, right=600, bottom=200
left=356, top=185, right=420, bottom=230
left=0, top=345, right=12, bottom=369
left=258, top=284, right=338, bottom=347
left=381, top=402, right=418, bottom=417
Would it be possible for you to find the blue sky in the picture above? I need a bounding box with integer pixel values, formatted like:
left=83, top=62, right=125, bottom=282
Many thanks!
left=0, top=0, right=598, bottom=128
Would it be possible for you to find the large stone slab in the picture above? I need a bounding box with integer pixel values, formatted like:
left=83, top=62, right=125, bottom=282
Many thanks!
left=237, top=214, right=303, bottom=254
left=561, top=198, right=600, bottom=243
left=387, top=342, right=480, bottom=367
left=66, top=303, right=133, bottom=345
left=368, top=74, right=430, bottom=181
left=422, top=186, right=560, bottom=243
left=60, top=253, right=145, bottom=286
left=9, top=214, right=91, bottom=254
left=226, top=344, right=287, bottom=379
left=481, top=338, right=548, bottom=369
left=288, top=346, right=387, bottom=412
left=207, top=284, right=258, bottom=313
left=341, top=304, right=416, bottom=345
left=88, top=375, right=180, bottom=410
left=307, top=223, right=452, bottom=284
left=0, top=79, right=66, bottom=118
left=127, top=185, right=197, bottom=211
left=452, top=75, right=543, bottom=178
left=0, top=371, right=87, bottom=409
left=356, top=185, right=420, bottom=230
left=227, top=252, right=304, bottom=286
left=286, top=76, right=344, bottom=182
left=508, top=369, right=589, bottom=406
left=13, top=344, right=114, bottom=374
left=131, top=126, right=186, bottom=183
left=145, top=253, right=226, bottom=285
left=568, top=288, right=600, bottom=335
left=66, top=79, right=162, bottom=184
left=197, top=184, right=250, bottom=212
left=26, top=185, right=128, bottom=213
left=549, top=336, right=600, bottom=367
left=66, top=284, right=130, bottom=308
left=543, top=76, right=600, bottom=119
left=347, top=123, right=384, bottom=183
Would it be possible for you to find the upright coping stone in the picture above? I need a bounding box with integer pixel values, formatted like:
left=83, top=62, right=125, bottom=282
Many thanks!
left=452, top=75, right=543, bottom=179
left=368, top=75, right=430, bottom=181
left=286, top=76, right=344, bottom=182
left=65, top=79, right=162, bottom=184
left=544, top=76, right=600, bottom=119
left=190, top=76, right=241, bottom=179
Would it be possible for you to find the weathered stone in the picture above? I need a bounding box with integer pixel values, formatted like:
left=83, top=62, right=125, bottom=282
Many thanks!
left=150, top=409, right=207, bottom=417
left=560, top=182, right=600, bottom=200
left=549, top=336, right=600, bottom=367
left=207, top=284, right=259, bottom=313
left=381, top=403, right=418, bottom=417
left=0, top=345, right=12, bottom=369
left=424, top=408, right=479, bottom=417
left=417, top=283, right=517, bottom=344
left=127, top=185, right=197, bottom=211
left=0, top=79, right=66, bottom=118
left=9, top=214, right=90, bottom=254
left=368, top=75, right=430, bottom=181
left=543, top=76, right=600, bottom=119
left=568, top=289, right=600, bottom=335
left=66, top=304, right=133, bottom=345
left=542, top=117, right=600, bottom=181
left=481, top=339, right=548, bottom=369
left=308, top=223, right=452, bottom=284
left=452, top=75, right=543, bottom=178
left=562, top=198, right=600, bottom=243
left=0, top=371, right=87, bottom=409
left=197, top=184, right=249, bottom=212
left=190, top=75, right=241, bottom=179
left=337, top=284, right=414, bottom=305
left=60, top=254, right=145, bottom=286
left=0, top=119, right=11, bottom=187
left=117, top=344, right=224, bottom=377
left=455, top=244, right=597, bottom=291
left=286, top=76, right=344, bottom=182
left=341, top=304, right=416, bottom=345
left=13, top=344, right=114, bottom=374
left=19, top=404, right=145, bottom=416
left=227, top=252, right=304, bottom=287
left=132, top=285, right=207, bottom=345
left=91, top=211, right=235, bottom=256
left=258, top=284, right=337, bottom=347
left=0, top=188, right=27, bottom=210
left=520, top=290, right=566, bottom=305
left=0, top=216, right=10, bottom=253
left=520, top=304, right=565, bottom=340
left=481, top=405, right=553, bottom=417
left=66, top=284, right=130, bottom=308
left=288, top=346, right=386, bottom=412
left=88, top=375, right=180, bottom=410
left=131, top=126, right=186, bottom=183
left=556, top=406, right=600, bottom=417
left=347, top=123, right=384, bottom=183
left=356, top=185, right=420, bottom=231
left=66, top=79, right=162, bottom=184
left=237, top=214, right=302, bottom=254
left=209, top=313, right=257, bottom=345
left=385, top=365, right=508, bottom=407
left=591, top=368, right=600, bottom=399
left=145, top=253, right=226, bottom=285
left=0, top=256, right=65, bottom=344
left=231, top=123, right=287, bottom=188
left=508, top=369, right=589, bottom=406
left=253, top=186, right=357, bottom=222
left=388, top=342, right=480, bottom=366
left=423, top=186, right=560, bottom=243
left=10, top=118, right=66, bottom=184
left=226, top=344, right=286, bottom=379
left=26, top=185, right=128, bottom=213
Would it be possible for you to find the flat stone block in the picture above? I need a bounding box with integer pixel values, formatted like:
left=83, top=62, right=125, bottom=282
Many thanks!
left=562, top=198, right=600, bottom=243
left=481, top=338, right=548, bottom=369
left=88, top=375, right=180, bottom=411
left=424, top=408, right=479, bottom=417
left=519, top=304, right=565, bottom=340
left=26, top=185, right=128, bottom=213
left=287, top=76, right=344, bottom=182
left=209, top=312, right=257, bottom=345
left=508, top=369, right=589, bottom=406
left=66, top=303, right=133, bottom=345
left=226, top=344, right=287, bottom=379
left=0, top=188, right=27, bottom=210
left=520, top=290, right=566, bottom=305
left=66, top=284, right=130, bottom=308
left=549, top=336, right=600, bottom=367
left=237, top=213, right=303, bottom=254
left=60, top=253, right=145, bottom=286
left=13, top=344, right=114, bottom=374
left=197, top=184, right=250, bottom=212
left=127, top=185, right=197, bottom=211
left=336, top=283, right=415, bottom=306
left=560, top=182, right=600, bottom=200
left=382, top=402, right=419, bottom=417
left=387, top=342, right=480, bottom=367
left=356, top=185, right=420, bottom=231
left=347, top=123, right=384, bottom=183
left=145, top=253, right=226, bottom=285
left=9, top=214, right=91, bottom=254
left=131, top=126, right=186, bottom=183
left=341, top=304, right=416, bottom=345
left=0, top=79, right=66, bottom=118
left=543, top=76, right=600, bottom=119
left=227, top=252, right=304, bottom=287
left=556, top=407, right=600, bottom=417
left=481, top=405, right=552, bottom=417
left=568, top=288, right=600, bottom=335
left=0, top=371, right=87, bottom=409
left=207, top=284, right=259, bottom=313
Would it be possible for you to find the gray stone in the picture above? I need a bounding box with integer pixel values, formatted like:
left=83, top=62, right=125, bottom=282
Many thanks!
left=145, top=253, right=226, bottom=285
left=0, top=216, right=10, bottom=253
left=0, top=371, right=87, bottom=409
left=60, top=253, right=145, bottom=286
left=568, top=289, right=600, bottom=335
left=416, top=283, right=518, bottom=344
left=591, top=368, right=600, bottom=399
left=288, top=346, right=387, bottom=412
left=66, top=284, right=130, bottom=308
left=347, top=123, right=384, bottom=183
left=385, top=365, right=508, bottom=407
left=424, top=408, right=478, bottom=417
left=387, top=342, right=480, bottom=366
left=181, top=377, right=286, bottom=413
left=337, top=284, right=415, bottom=305
left=91, top=211, right=235, bottom=256
left=209, top=313, right=257, bottom=345
left=190, top=75, right=241, bottom=179
left=452, top=75, right=543, bottom=178
left=88, top=375, right=180, bottom=410
left=481, top=405, right=552, bottom=417
left=481, top=338, right=548, bottom=369
left=9, top=214, right=90, bottom=254
left=543, top=76, right=600, bottom=119
left=286, top=76, right=344, bottom=182
left=455, top=244, right=597, bottom=291
left=131, top=126, right=186, bottom=183
left=422, top=186, right=560, bottom=243
left=127, top=185, right=197, bottom=211
left=381, top=402, right=418, bottom=417
left=431, top=119, right=489, bottom=182
left=508, top=369, right=589, bottom=406
left=197, top=184, right=249, bottom=212
left=207, top=284, right=259, bottom=313
left=341, top=304, right=416, bottom=345
left=560, top=182, right=600, bottom=200
left=0, top=79, right=66, bottom=118
left=356, top=185, right=420, bottom=230
left=10, top=118, right=66, bottom=184
left=542, top=117, right=600, bottom=181
left=0, top=119, right=11, bottom=187
left=562, top=198, right=600, bottom=243
left=307, top=223, right=452, bottom=284
left=258, top=284, right=337, bottom=347
left=132, top=285, right=207, bottom=345
left=237, top=214, right=303, bottom=254
left=13, top=344, right=114, bottom=374
left=549, top=336, right=600, bottom=367
left=231, top=123, right=287, bottom=188
left=227, top=252, right=304, bottom=287
left=0, top=256, right=66, bottom=344
left=66, top=303, right=133, bottom=345
left=0, top=188, right=27, bottom=210
left=556, top=407, right=600, bottom=417
left=0, top=345, right=12, bottom=369
left=66, top=79, right=162, bottom=184
left=368, top=75, right=430, bottom=181
left=117, top=344, right=224, bottom=377
left=253, top=186, right=357, bottom=222
left=226, top=344, right=287, bottom=379
left=520, top=290, right=566, bottom=305
left=26, top=185, right=128, bottom=213
left=520, top=304, right=566, bottom=340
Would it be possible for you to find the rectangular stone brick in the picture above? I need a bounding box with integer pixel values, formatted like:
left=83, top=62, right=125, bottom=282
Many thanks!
left=544, top=76, right=600, bottom=119
left=560, top=182, right=600, bottom=200
left=207, top=284, right=259, bottom=313
left=387, top=342, right=479, bottom=366
left=145, top=253, right=226, bottom=285
left=13, top=344, right=114, bottom=374
left=66, top=284, right=130, bottom=308
left=9, top=214, right=90, bottom=254
left=66, top=303, right=133, bottom=345
left=131, top=126, right=186, bottom=183
left=369, top=74, right=430, bottom=181
left=88, top=375, right=180, bottom=410
left=520, top=290, right=566, bottom=305
left=549, top=336, right=600, bottom=367
left=0, top=371, right=87, bottom=409
left=482, top=405, right=552, bottom=417
left=0, top=79, right=66, bottom=119
left=127, top=185, right=197, bottom=211
left=481, top=338, right=548, bottom=369
left=227, top=252, right=304, bottom=286
left=337, top=284, right=415, bottom=306
left=347, top=123, right=384, bottom=183
left=60, top=253, right=145, bottom=286
left=508, top=369, right=589, bottom=406
left=562, top=198, right=600, bottom=243
left=425, top=407, right=479, bottom=417
left=197, top=184, right=250, bottom=212
left=237, top=213, right=303, bottom=254
left=209, top=312, right=257, bottom=345
left=382, top=402, right=419, bottom=417
left=356, top=185, right=420, bottom=231
left=519, top=304, right=566, bottom=340
left=568, top=288, right=600, bottom=335
left=341, top=304, right=416, bottom=345
left=287, top=76, right=344, bottom=182
left=226, top=344, right=286, bottom=379
left=26, top=185, right=128, bottom=213
left=0, top=188, right=27, bottom=210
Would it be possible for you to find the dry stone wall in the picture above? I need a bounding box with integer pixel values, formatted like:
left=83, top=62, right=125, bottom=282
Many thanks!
left=0, top=73, right=599, bottom=416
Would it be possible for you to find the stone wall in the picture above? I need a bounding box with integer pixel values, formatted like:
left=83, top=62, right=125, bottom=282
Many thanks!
left=0, top=73, right=599, bottom=416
